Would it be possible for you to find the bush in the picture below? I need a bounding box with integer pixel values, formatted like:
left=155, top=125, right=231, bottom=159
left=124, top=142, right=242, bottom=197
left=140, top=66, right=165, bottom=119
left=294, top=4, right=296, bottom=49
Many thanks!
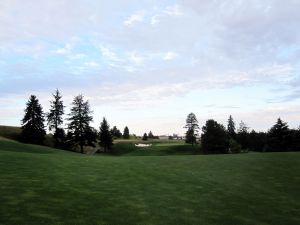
left=229, top=138, right=242, bottom=154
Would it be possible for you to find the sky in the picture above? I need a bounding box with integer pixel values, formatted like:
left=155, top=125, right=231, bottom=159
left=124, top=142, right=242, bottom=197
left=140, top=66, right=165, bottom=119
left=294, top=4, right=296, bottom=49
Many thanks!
left=1, top=0, right=300, bottom=136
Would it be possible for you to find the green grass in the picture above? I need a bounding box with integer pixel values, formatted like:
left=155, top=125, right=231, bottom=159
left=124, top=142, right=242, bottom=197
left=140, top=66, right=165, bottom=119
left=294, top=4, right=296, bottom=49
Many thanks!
left=0, top=125, right=21, bottom=141
left=111, top=141, right=199, bottom=156
left=0, top=139, right=299, bottom=225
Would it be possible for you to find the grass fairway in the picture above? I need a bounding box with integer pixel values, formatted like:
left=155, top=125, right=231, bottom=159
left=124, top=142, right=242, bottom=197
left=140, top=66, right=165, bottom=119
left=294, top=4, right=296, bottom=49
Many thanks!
left=0, top=140, right=299, bottom=225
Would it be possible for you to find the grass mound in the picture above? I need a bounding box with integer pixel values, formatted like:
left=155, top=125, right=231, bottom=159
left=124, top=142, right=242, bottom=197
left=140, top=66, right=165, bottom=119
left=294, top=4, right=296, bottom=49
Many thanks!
left=0, top=125, right=21, bottom=141
left=0, top=139, right=299, bottom=225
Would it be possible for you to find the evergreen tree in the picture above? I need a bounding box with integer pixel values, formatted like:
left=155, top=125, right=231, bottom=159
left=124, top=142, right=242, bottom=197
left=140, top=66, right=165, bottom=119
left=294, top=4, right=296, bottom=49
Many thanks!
left=266, top=118, right=290, bottom=152
left=184, top=113, right=199, bottom=145
left=111, top=126, right=122, bottom=138
left=227, top=115, right=236, bottom=139
left=67, top=94, right=93, bottom=153
left=201, top=119, right=229, bottom=154
left=123, top=126, right=130, bottom=139
left=99, top=117, right=113, bottom=152
left=148, top=131, right=154, bottom=139
left=21, top=95, right=46, bottom=144
left=47, top=89, right=64, bottom=145
left=236, top=121, right=249, bottom=150
left=142, top=133, right=148, bottom=141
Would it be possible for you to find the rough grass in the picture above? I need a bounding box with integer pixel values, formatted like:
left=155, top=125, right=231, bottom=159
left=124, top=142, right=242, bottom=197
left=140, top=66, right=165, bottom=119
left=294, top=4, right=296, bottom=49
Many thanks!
left=0, top=140, right=299, bottom=225
left=0, top=125, right=21, bottom=140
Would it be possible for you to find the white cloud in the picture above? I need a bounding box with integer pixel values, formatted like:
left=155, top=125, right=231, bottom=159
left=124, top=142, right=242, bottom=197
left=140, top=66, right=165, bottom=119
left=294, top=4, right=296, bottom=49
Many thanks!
left=84, top=61, right=99, bottom=67
left=163, top=51, right=179, bottom=60
left=99, top=45, right=121, bottom=62
left=69, top=53, right=87, bottom=60
left=128, top=52, right=144, bottom=65
left=124, top=10, right=145, bottom=27
left=164, top=4, right=183, bottom=16
left=150, top=4, right=183, bottom=25
left=52, top=43, right=72, bottom=54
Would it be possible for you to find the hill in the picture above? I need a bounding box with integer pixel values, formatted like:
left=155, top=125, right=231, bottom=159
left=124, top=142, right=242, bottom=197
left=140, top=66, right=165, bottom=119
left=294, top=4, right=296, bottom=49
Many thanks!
left=0, top=125, right=21, bottom=140
left=0, top=139, right=299, bottom=225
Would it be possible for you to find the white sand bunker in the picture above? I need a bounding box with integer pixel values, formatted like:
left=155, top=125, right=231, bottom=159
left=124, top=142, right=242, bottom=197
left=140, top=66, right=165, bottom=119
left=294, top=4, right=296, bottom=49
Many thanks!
left=135, top=143, right=152, bottom=148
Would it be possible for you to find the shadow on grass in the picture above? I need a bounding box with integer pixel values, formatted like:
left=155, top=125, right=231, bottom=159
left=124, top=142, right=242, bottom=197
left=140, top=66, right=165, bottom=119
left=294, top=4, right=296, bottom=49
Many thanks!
left=110, top=143, right=201, bottom=156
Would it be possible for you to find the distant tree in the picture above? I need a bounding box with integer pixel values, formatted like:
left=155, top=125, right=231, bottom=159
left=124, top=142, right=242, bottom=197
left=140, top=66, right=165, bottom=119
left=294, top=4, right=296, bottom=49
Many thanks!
left=236, top=121, right=249, bottom=150
left=227, top=115, right=236, bottom=139
left=265, top=118, right=290, bottom=152
left=47, top=89, right=65, bottom=145
left=20, top=95, right=46, bottom=144
left=148, top=131, right=154, bottom=139
left=201, top=119, right=229, bottom=154
left=184, top=113, right=199, bottom=145
left=229, top=138, right=242, bottom=153
left=123, top=126, right=130, bottom=139
left=290, top=127, right=300, bottom=151
left=99, top=118, right=113, bottom=152
left=67, top=94, right=94, bottom=153
left=248, top=130, right=267, bottom=152
left=111, top=126, right=122, bottom=139
left=85, top=127, right=97, bottom=147
left=142, top=133, right=148, bottom=141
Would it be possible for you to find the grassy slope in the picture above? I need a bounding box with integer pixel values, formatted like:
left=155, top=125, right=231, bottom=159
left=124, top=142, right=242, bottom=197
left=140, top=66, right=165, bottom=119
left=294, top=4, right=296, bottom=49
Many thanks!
left=0, top=140, right=299, bottom=225
left=0, top=125, right=21, bottom=140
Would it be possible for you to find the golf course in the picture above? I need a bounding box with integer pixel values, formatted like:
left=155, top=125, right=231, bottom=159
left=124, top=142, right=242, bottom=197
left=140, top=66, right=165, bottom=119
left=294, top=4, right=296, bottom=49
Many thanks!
left=0, top=138, right=299, bottom=225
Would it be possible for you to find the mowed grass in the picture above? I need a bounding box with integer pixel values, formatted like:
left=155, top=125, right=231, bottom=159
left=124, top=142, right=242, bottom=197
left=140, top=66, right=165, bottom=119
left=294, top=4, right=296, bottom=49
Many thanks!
left=111, top=141, right=199, bottom=156
left=0, top=140, right=299, bottom=225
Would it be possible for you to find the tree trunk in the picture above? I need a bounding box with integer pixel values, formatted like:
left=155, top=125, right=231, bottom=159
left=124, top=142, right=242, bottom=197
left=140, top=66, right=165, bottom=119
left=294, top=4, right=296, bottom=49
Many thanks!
left=80, top=143, right=83, bottom=153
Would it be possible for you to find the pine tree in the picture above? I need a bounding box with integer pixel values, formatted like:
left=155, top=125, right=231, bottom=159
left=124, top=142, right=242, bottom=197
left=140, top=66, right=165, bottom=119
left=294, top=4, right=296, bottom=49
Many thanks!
left=227, top=115, right=236, bottom=139
left=266, top=118, right=290, bottom=152
left=236, top=121, right=249, bottom=150
left=21, top=95, right=46, bottom=144
left=184, top=113, right=199, bottom=145
left=111, top=126, right=122, bottom=138
left=123, top=126, right=130, bottom=139
left=47, top=89, right=65, bottom=145
left=99, top=117, right=113, bottom=152
left=67, top=94, right=93, bottom=153
left=142, top=133, right=148, bottom=141
left=148, top=131, right=154, bottom=139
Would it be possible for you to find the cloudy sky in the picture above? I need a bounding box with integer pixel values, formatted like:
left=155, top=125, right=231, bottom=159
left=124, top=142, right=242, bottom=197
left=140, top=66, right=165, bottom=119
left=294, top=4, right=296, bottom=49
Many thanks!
left=1, top=0, right=300, bottom=135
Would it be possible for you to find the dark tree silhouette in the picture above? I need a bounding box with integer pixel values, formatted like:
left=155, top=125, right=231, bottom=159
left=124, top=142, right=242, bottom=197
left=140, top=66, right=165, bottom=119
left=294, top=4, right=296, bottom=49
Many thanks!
left=227, top=115, right=236, bottom=139
left=201, top=119, right=229, bottom=154
left=21, top=95, right=46, bottom=144
left=142, top=133, right=148, bottom=141
left=184, top=113, right=199, bottom=145
left=47, top=89, right=65, bottom=145
left=123, top=126, right=130, bottom=139
left=266, top=118, right=290, bottom=152
left=99, top=117, right=113, bottom=152
left=67, top=94, right=93, bottom=153
left=148, top=131, right=154, bottom=139
left=236, top=121, right=249, bottom=150
left=111, top=126, right=122, bottom=139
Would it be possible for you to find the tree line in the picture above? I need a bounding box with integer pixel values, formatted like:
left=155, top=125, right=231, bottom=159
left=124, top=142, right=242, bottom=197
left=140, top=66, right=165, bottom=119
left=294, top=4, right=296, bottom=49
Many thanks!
left=184, top=113, right=300, bottom=153
left=20, top=90, right=131, bottom=153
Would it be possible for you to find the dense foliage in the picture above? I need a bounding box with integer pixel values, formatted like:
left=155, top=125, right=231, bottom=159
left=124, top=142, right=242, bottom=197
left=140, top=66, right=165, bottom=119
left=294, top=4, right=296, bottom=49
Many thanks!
left=20, top=95, right=46, bottom=144
left=99, top=117, right=113, bottom=152
left=47, top=89, right=65, bottom=146
left=123, top=126, right=130, bottom=139
left=184, top=113, right=199, bottom=145
left=201, top=119, right=229, bottom=153
left=66, top=94, right=94, bottom=153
